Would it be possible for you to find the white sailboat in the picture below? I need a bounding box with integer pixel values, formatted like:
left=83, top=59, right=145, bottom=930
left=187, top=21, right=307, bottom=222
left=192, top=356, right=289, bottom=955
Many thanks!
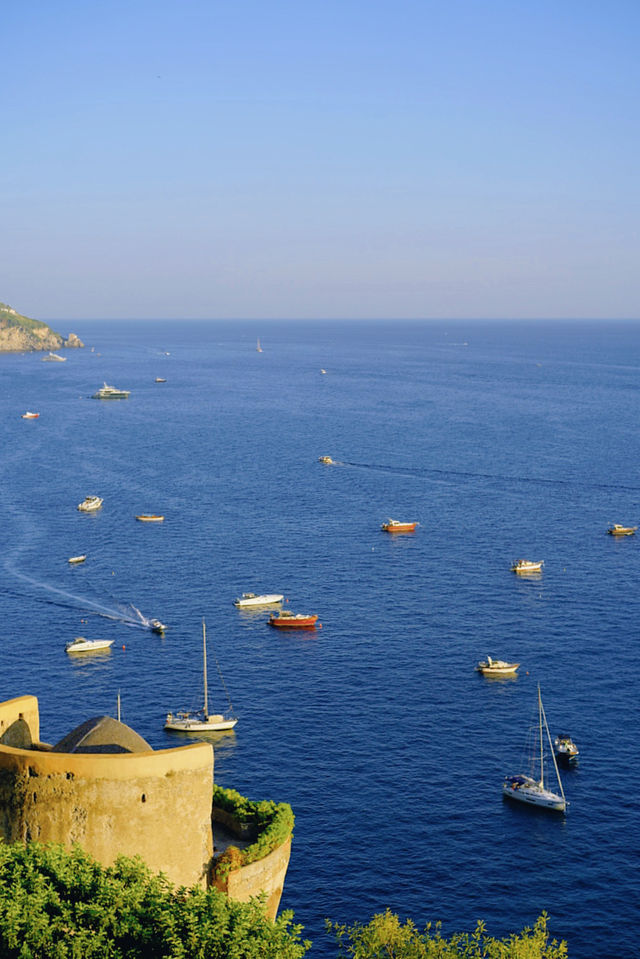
left=164, top=620, right=237, bottom=732
left=503, top=685, right=567, bottom=812
left=256, top=337, right=263, bottom=352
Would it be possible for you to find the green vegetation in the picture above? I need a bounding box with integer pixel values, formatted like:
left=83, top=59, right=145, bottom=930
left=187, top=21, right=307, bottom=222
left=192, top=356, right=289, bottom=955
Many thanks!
left=212, top=785, right=295, bottom=879
left=0, top=302, right=55, bottom=333
left=0, top=842, right=310, bottom=958
left=328, top=910, right=567, bottom=958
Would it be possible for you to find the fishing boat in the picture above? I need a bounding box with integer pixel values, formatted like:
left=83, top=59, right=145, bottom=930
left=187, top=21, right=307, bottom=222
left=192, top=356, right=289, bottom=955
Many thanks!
left=21, top=411, right=39, bottom=419
left=503, top=686, right=567, bottom=813
left=77, top=495, right=103, bottom=512
left=65, top=636, right=114, bottom=655
left=149, top=619, right=166, bottom=634
left=256, top=337, right=263, bottom=352
left=511, top=559, right=544, bottom=574
left=136, top=514, right=165, bottom=522
left=68, top=555, right=87, bottom=564
left=91, top=382, right=130, bottom=399
left=269, top=610, right=319, bottom=629
left=476, top=656, right=520, bottom=676
left=165, top=620, right=237, bottom=732
left=554, top=733, right=579, bottom=763
left=607, top=524, right=637, bottom=536
left=233, top=592, right=284, bottom=608
left=42, top=351, right=66, bottom=362
left=381, top=518, right=419, bottom=533
left=318, top=456, right=334, bottom=464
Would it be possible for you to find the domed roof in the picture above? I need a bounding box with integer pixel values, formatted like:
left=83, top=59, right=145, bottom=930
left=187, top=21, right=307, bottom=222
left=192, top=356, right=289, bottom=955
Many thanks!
left=52, top=716, right=152, bottom=754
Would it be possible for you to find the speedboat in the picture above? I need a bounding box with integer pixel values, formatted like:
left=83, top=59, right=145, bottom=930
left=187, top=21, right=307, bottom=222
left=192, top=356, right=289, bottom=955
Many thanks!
left=269, top=610, right=319, bottom=629
left=77, top=495, right=103, bottom=512
left=155, top=377, right=167, bottom=383
left=511, top=559, right=544, bottom=573
left=42, top=351, right=66, bottom=362
left=68, top=555, right=87, bottom=564
left=381, top=518, right=419, bottom=533
left=476, top=656, right=520, bottom=676
left=65, top=636, right=114, bottom=654
left=149, top=619, right=166, bottom=634
left=91, top=382, right=130, bottom=399
left=21, top=411, right=39, bottom=419
left=607, top=524, right=637, bottom=536
left=234, top=592, right=284, bottom=608
left=136, top=515, right=165, bottom=522
left=554, top=733, right=579, bottom=763
left=318, top=456, right=334, bottom=464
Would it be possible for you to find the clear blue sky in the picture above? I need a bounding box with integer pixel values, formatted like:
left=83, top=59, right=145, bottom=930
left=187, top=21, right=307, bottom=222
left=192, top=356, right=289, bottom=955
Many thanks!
left=2, top=0, right=639, bottom=320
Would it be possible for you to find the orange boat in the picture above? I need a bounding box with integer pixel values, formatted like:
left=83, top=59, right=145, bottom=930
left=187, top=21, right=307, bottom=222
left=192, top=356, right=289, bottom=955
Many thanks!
left=381, top=518, right=418, bottom=533
left=269, top=610, right=319, bottom=629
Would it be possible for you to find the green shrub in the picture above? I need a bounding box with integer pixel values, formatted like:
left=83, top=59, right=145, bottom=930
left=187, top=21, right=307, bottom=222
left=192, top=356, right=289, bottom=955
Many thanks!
left=212, top=786, right=294, bottom=878
left=0, top=842, right=310, bottom=958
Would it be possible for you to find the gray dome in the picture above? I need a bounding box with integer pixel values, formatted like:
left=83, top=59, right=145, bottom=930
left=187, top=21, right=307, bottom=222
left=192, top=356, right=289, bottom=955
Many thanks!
left=52, top=716, right=152, bottom=754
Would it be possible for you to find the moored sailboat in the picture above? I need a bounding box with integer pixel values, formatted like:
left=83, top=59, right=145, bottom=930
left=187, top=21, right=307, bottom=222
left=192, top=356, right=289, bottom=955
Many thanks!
left=164, top=620, right=237, bottom=732
left=503, top=685, right=566, bottom=813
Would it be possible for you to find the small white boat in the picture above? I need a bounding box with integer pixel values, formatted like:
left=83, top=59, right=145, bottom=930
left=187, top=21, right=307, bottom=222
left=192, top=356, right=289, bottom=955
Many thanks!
left=149, top=619, right=166, bottom=634
left=68, top=555, right=87, bottom=564
left=165, top=620, right=237, bottom=732
left=155, top=377, right=167, bottom=383
left=42, top=351, right=66, bottom=362
left=77, top=495, right=103, bottom=512
left=21, top=411, right=39, bottom=419
left=256, top=338, right=263, bottom=353
left=318, top=456, right=334, bottom=464
left=511, top=559, right=544, bottom=574
left=476, top=656, right=520, bottom=676
left=554, top=733, right=579, bottom=763
left=233, top=592, right=284, bottom=608
left=503, top=685, right=566, bottom=813
left=65, top=636, right=114, bottom=654
left=136, top=514, right=165, bottom=522
left=607, top=524, right=637, bottom=536
left=91, top=382, right=130, bottom=399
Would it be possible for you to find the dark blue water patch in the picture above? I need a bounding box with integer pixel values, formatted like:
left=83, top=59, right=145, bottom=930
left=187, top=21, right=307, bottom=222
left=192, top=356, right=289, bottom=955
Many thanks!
left=1, top=319, right=640, bottom=957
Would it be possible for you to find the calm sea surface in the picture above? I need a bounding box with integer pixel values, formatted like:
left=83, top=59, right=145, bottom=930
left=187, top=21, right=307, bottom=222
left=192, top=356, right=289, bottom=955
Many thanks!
left=1, top=319, right=639, bottom=957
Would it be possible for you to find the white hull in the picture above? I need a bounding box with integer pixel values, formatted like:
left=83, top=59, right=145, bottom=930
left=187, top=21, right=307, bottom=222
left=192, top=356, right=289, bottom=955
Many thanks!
left=234, top=593, right=283, bottom=607
left=66, top=639, right=114, bottom=654
left=503, top=778, right=565, bottom=811
left=164, top=715, right=237, bottom=732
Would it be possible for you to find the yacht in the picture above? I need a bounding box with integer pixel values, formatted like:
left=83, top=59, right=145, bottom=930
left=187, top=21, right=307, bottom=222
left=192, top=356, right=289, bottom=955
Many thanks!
left=234, top=592, right=284, bottom=608
left=77, top=495, right=103, bottom=512
left=42, top=351, right=66, bottom=362
left=65, top=637, right=113, bottom=654
left=92, top=383, right=130, bottom=399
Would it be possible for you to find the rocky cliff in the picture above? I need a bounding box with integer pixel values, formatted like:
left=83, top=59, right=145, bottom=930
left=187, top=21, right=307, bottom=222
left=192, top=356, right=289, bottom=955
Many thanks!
left=0, top=302, right=84, bottom=352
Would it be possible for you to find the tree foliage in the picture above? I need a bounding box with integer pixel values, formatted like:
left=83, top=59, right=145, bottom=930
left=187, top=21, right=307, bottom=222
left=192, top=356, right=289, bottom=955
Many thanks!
left=0, top=842, right=310, bottom=958
left=327, top=910, right=568, bottom=959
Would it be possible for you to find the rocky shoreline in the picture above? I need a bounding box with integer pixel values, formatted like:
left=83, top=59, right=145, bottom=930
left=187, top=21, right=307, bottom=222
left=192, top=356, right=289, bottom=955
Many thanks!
left=0, top=301, right=84, bottom=353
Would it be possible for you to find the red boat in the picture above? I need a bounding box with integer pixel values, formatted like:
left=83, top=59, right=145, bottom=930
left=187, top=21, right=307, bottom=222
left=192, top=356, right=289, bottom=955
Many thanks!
left=381, top=518, right=418, bottom=533
left=269, top=611, right=319, bottom=629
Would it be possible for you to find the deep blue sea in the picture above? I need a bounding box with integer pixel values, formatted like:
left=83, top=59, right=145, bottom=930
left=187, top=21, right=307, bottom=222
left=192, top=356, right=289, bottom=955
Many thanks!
left=2, top=319, right=639, bottom=957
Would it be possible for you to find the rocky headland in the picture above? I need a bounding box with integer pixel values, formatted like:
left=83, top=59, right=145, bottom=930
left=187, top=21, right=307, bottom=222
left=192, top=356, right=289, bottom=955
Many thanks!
left=0, top=302, right=84, bottom=352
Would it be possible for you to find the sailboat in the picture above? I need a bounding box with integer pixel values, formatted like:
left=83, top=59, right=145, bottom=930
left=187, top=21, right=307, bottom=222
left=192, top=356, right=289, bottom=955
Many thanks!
left=164, top=620, right=237, bottom=732
left=503, top=685, right=567, bottom=812
left=256, top=337, right=263, bottom=352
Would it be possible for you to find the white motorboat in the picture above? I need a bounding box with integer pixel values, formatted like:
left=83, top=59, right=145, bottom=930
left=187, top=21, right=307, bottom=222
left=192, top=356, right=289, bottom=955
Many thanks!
left=476, top=656, right=520, bottom=676
left=511, top=559, right=544, bottom=574
left=149, top=619, right=166, bottom=634
left=77, top=495, right=103, bottom=512
left=91, top=382, right=130, bottom=399
left=554, top=733, right=579, bottom=763
left=42, top=351, right=66, bottom=362
left=233, top=592, right=284, bottom=608
left=503, top=685, right=567, bottom=813
left=165, top=620, right=237, bottom=733
left=318, top=456, right=334, bottom=464
left=21, top=411, right=39, bottom=419
left=68, top=555, right=87, bottom=564
left=65, top=636, right=114, bottom=654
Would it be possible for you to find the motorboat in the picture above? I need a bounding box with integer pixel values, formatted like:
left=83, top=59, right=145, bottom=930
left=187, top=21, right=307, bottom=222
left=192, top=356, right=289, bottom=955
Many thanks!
left=155, top=377, right=167, bottom=383
left=511, top=559, right=544, bottom=573
left=554, top=733, right=579, bottom=763
left=65, top=636, right=114, bottom=655
left=233, top=592, right=284, bottom=608
left=77, top=495, right=103, bottom=512
left=165, top=620, right=237, bottom=732
left=68, top=555, right=87, bottom=564
left=269, top=610, right=319, bottom=629
left=42, top=351, right=66, bottom=362
left=318, top=456, right=334, bottom=464
left=381, top=518, right=419, bottom=533
left=136, top=515, right=165, bottom=522
left=91, top=382, right=130, bottom=399
left=503, top=685, right=566, bottom=813
left=21, top=411, right=39, bottom=419
left=476, top=656, right=520, bottom=676
left=149, top=619, right=166, bottom=634
left=607, top=524, right=637, bottom=536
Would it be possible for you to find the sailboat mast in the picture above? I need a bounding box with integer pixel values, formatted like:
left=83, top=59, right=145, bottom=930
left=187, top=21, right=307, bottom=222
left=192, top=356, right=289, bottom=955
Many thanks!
left=540, top=689, right=566, bottom=803
left=202, top=619, right=208, bottom=717
left=538, top=685, right=544, bottom=787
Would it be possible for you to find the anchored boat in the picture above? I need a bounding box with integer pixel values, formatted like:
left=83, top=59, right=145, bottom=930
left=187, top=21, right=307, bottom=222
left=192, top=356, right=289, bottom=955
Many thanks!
left=503, top=685, right=566, bottom=813
left=165, top=620, right=237, bottom=732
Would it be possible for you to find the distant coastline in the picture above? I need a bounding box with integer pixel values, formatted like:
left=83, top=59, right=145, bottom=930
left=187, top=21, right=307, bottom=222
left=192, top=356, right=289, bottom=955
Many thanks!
left=0, top=301, right=84, bottom=353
